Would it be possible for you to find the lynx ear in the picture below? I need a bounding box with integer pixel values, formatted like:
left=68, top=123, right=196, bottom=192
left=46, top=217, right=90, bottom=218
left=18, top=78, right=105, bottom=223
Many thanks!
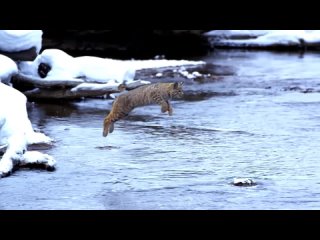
left=173, top=82, right=184, bottom=89
left=118, top=83, right=127, bottom=92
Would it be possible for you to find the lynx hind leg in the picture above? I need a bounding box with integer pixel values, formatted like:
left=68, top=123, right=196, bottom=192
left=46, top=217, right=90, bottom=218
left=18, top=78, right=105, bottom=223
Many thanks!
left=103, top=125, right=109, bottom=137
left=109, top=122, right=115, bottom=133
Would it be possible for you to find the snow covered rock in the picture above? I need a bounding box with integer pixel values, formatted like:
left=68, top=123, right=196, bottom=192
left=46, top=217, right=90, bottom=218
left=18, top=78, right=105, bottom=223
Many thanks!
left=233, top=178, right=256, bottom=186
left=15, top=48, right=205, bottom=99
left=0, top=54, right=18, bottom=84
left=0, top=82, right=55, bottom=178
left=0, top=30, right=43, bottom=61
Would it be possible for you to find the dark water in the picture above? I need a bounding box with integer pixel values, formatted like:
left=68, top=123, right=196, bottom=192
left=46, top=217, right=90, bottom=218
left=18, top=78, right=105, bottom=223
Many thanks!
left=2, top=50, right=320, bottom=209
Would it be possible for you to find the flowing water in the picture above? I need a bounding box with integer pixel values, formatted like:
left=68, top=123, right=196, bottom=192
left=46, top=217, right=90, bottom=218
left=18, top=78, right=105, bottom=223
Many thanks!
left=2, top=50, right=320, bottom=209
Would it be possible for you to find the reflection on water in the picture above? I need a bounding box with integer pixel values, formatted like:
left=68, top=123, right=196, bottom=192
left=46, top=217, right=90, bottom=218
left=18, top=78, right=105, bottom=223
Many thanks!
left=2, top=50, right=320, bottom=209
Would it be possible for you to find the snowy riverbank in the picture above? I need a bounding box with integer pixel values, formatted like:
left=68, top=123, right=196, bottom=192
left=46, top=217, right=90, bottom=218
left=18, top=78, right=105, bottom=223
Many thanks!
left=204, top=30, right=320, bottom=50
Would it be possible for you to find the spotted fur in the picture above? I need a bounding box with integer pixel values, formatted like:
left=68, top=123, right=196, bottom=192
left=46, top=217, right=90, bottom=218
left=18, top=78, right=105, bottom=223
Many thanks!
left=103, top=82, right=184, bottom=137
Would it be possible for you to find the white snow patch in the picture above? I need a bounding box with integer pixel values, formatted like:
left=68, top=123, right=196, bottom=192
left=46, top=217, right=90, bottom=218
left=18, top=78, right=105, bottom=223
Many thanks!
left=19, top=49, right=205, bottom=83
left=75, top=56, right=137, bottom=83
left=18, top=49, right=204, bottom=94
left=178, top=69, right=203, bottom=79
left=204, top=30, right=320, bottom=48
left=0, top=82, right=54, bottom=177
left=155, top=72, right=163, bottom=77
left=0, top=30, right=43, bottom=54
left=71, top=81, right=120, bottom=92
left=21, top=151, right=56, bottom=168
left=204, top=30, right=269, bottom=38
left=0, top=54, right=18, bottom=84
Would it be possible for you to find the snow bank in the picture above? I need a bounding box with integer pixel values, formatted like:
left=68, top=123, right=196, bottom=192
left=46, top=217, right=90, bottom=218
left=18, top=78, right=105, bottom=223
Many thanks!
left=71, top=81, right=121, bottom=92
left=0, top=82, right=52, bottom=145
left=123, top=59, right=205, bottom=70
left=204, top=30, right=269, bottom=39
left=19, top=49, right=205, bottom=81
left=19, top=49, right=138, bottom=84
left=19, top=49, right=79, bottom=80
left=0, top=54, right=18, bottom=84
left=75, top=56, right=136, bottom=83
left=0, top=30, right=43, bottom=54
left=0, top=82, right=55, bottom=177
left=204, top=30, right=320, bottom=48
left=17, top=51, right=206, bottom=99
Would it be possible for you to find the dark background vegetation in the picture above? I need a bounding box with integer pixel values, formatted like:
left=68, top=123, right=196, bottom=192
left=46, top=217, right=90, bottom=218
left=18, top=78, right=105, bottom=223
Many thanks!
left=42, top=30, right=213, bottom=59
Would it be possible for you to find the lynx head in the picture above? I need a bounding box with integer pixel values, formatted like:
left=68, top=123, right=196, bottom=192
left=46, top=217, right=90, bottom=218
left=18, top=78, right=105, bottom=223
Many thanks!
left=118, top=82, right=127, bottom=92
left=169, top=82, right=184, bottom=99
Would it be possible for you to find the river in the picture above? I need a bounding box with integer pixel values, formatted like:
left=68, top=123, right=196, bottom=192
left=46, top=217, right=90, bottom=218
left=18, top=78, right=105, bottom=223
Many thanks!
left=1, top=50, right=320, bottom=209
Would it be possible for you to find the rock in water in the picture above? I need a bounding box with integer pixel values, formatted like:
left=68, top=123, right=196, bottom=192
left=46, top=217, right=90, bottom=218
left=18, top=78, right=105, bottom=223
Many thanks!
left=38, top=62, right=52, bottom=78
left=233, top=178, right=256, bottom=186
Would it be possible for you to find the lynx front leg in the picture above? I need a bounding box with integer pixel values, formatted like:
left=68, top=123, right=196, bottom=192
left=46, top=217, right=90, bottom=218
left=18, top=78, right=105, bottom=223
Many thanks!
left=167, top=101, right=173, bottom=116
left=161, top=101, right=173, bottom=116
left=151, top=93, right=173, bottom=116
